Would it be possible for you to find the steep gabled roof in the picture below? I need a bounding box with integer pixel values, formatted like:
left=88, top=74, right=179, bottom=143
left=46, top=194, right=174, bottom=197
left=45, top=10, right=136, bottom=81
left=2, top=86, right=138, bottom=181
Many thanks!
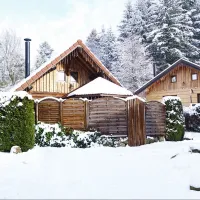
left=134, top=58, right=200, bottom=95
left=67, top=77, right=133, bottom=97
left=10, top=40, right=121, bottom=92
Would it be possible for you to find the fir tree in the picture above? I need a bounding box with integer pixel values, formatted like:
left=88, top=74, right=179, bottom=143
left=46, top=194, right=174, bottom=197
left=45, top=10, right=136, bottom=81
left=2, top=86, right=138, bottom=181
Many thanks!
left=144, top=0, right=200, bottom=73
left=118, top=35, right=153, bottom=92
left=86, top=29, right=101, bottom=59
left=118, top=1, right=134, bottom=41
left=99, top=28, right=120, bottom=72
left=35, top=41, right=54, bottom=69
left=190, top=0, right=200, bottom=63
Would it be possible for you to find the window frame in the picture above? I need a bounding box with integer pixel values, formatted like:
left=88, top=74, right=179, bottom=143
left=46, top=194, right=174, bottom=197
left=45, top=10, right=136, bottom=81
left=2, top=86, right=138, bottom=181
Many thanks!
left=192, top=73, right=198, bottom=81
left=171, top=75, right=177, bottom=83
left=57, top=70, right=66, bottom=82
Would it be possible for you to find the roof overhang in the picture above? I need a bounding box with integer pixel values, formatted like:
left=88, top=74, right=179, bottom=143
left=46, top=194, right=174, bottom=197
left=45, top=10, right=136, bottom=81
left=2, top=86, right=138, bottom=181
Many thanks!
left=10, top=40, right=121, bottom=92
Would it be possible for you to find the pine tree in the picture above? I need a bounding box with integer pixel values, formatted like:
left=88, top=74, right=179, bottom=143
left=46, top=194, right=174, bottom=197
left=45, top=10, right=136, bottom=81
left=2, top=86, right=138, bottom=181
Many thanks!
left=190, top=0, right=200, bottom=63
left=117, top=0, right=154, bottom=91
left=86, top=29, right=101, bottom=59
left=141, top=0, right=200, bottom=73
left=35, top=41, right=54, bottom=69
left=99, top=28, right=120, bottom=72
left=118, top=1, right=134, bottom=41
left=137, top=0, right=160, bottom=39
left=118, top=35, right=153, bottom=92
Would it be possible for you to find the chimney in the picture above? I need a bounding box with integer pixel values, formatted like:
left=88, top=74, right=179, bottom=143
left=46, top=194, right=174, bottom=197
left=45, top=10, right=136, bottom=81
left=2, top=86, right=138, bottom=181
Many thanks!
left=153, top=63, right=156, bottom=77
left=24, top=38, right=31, bottom=78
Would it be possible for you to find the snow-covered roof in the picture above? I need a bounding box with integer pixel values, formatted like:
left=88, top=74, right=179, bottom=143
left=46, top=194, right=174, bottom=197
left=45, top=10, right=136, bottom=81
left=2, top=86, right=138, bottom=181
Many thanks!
left=9, top=40, right=121, bottom=92
left=67, top=77, right=133, bottom=97
left=134, top=58, right=200, bottom=95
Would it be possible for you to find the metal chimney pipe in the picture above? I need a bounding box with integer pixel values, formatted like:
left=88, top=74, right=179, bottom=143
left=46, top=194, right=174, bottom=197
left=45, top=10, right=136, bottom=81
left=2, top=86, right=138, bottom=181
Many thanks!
left=24, top=38, right=31, bottom=78
left=153, top=63, right=156, bottom=77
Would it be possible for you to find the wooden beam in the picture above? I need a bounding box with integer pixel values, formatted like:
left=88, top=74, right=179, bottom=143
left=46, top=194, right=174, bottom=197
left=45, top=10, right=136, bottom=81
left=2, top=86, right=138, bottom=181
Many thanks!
left=76, top=54, right=97, bottom=74
left=78, top=51, right=98, bottom=71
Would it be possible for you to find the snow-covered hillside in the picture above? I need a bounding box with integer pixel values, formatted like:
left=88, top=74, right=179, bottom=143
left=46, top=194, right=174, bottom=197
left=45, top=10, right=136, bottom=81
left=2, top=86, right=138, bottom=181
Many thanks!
left=1, top=134, right=200, bottom=199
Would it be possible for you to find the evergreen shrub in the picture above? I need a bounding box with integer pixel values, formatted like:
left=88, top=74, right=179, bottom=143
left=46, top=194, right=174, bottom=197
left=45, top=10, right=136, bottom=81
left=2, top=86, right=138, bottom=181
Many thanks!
left=0, top=92, right=35, bottom=152
left=163, top=96, right=184, bottom=141
left=35, top=122, right=128, bottom=148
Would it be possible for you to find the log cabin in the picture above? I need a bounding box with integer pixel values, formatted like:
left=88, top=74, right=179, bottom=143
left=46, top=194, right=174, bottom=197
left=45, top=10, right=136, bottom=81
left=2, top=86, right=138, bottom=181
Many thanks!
left=134, top=58, right=200, bottom=106
left=10, top=39, right=122, bottom=99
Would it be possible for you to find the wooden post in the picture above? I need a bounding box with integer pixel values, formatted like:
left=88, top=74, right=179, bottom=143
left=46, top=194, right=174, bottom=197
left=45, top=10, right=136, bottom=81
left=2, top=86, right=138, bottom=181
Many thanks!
left=84, top=100, right=89, bottom=130
left=60, top=100, right=63, bottom=125
left=127, top=99, right=131, bottom=146
left=142, top=102, right=146, bottom=145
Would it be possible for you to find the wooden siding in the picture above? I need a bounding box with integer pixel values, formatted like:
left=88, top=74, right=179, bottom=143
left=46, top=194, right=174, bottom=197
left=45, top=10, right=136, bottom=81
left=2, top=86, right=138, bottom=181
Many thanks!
left=88, top=97, right=128, bottom=135
left=143, top=65, right=200, bottom=106
left=30, top=58, right=92, bottom=98
left=145, top=101, right=166, bottom=136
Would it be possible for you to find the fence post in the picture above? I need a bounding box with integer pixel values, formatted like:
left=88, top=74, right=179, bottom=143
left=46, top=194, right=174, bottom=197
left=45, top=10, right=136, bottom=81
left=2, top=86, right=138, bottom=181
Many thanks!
left=127, top=99, right=131, bottom=146
left=128, top=99, right=135, bottom=147
left=60, top=100, right=63, bottom=125
left=84, top=100, right=89, bottom=130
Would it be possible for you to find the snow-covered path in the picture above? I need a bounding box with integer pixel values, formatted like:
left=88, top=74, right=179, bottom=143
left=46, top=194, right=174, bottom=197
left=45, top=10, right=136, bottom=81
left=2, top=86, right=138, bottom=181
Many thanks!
left=1, top=139, right=200, bottom=199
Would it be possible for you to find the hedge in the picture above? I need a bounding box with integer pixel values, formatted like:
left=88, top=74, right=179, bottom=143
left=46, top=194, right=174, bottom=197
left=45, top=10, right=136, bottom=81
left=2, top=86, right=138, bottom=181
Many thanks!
left=0, top=92, right=35, bottom=152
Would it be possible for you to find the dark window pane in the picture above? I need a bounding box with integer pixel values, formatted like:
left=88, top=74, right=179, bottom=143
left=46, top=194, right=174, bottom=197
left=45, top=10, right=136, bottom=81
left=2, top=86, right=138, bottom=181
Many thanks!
left=70, top=72, right=78, bottom=83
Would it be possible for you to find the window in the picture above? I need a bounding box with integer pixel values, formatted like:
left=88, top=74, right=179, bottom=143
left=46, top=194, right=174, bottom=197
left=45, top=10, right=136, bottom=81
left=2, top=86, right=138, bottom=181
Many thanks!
left=192, top=73, right=198, bottom=81
left=57, top=71, right=65, bottom=82
left=70, top=72, right=78, bottom=83
left=171, top=75, right=177, bottom=83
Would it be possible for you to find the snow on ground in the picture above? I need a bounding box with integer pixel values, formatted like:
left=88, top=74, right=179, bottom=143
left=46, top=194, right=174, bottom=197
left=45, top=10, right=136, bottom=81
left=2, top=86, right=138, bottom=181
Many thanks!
left=1, top=136, right=200, bottom=198
left=184, top=132, right=200, bottom=141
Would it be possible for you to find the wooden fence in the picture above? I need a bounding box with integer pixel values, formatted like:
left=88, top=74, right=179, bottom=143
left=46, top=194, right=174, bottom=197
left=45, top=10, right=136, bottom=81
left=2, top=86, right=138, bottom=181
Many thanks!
left=36, top=97, right=146, bottom=146
left=145, top=101, right=166, bottom=137
left=88, top=97, right=127, bottom=135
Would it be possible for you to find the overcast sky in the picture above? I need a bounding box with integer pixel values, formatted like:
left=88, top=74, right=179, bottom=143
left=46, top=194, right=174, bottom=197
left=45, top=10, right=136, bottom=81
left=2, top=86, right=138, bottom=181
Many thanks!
left=0, top=0, right=130, bottom=66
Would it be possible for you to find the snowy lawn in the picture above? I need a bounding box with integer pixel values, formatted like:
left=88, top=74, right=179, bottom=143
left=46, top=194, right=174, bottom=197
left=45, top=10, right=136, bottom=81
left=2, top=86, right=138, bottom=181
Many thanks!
left=1, top=135, right=200, bottom=199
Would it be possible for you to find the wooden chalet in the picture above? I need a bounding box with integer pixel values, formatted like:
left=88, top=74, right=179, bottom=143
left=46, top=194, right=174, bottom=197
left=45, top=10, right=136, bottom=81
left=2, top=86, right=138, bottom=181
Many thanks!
left=134, top=58, right=200, bottom=106
left=10, top=40, right=121, bottom=99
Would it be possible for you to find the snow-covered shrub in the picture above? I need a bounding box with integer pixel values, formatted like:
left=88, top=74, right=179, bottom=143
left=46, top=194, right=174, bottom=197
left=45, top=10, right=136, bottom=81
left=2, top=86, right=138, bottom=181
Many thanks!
left=68, top=130, right=101, bottom=148
left=163, top=96, right=184, bottom=141
left=35, top=122, right=128, bottom=148
left=35, top=122, right=73, bottom=147
left=69, top=132, right=128, bottom=148
left=146, top=137, right=159, bottom=144
left=184, top=105, right=200, bottom=132
left=0, top=92, right=35, bottom=152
